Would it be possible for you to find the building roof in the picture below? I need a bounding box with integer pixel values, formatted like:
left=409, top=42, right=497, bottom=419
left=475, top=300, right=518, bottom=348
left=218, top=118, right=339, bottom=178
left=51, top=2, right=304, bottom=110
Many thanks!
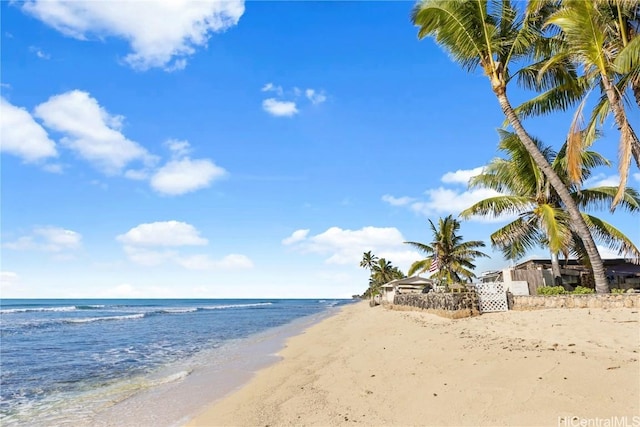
left=381, top=276, right=434, bottom=289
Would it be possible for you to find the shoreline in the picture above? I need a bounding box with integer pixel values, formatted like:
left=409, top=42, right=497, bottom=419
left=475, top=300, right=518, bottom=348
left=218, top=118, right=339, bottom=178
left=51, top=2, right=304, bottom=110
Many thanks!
left=90, top=303, right=344, bottom=427
left=187, top=301, right=639, bottom=426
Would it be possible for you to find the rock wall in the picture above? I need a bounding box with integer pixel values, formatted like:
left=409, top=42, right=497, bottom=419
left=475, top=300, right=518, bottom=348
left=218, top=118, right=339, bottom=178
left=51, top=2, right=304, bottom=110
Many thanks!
left=390, top=293, right=480, bottom=318
left=512, top=294, right=640, bottom=309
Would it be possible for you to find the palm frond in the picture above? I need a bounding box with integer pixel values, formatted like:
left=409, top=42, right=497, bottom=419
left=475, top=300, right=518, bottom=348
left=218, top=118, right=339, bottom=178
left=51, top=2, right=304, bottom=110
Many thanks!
left=534, top=203, right=572, bottom=253
left=575, top=187, right=640, bottom=212
left=582, top=214, right=640, bottom=261
left=612, top=22, right=640, bottom=74
left=412, top=0, right=487, bottom=72
left=460, top=196, right=534, bottom=219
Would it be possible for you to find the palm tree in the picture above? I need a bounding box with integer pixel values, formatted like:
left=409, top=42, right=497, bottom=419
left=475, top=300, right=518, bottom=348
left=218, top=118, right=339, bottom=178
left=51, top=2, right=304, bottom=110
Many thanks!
left=372, top=258, right=405, bottom=286
left=412, top=0, right=610, bottom=292
left=359, top=251, right=379, bottom=272
left=362, top=258, right=405, bottom=298
left=521, top=0, right=640, bottom=207
left=460, top=130, right=640, bottom=285
left=405, top=215, right=489, bottom=285
left=360, top=251, right=379, bottom=299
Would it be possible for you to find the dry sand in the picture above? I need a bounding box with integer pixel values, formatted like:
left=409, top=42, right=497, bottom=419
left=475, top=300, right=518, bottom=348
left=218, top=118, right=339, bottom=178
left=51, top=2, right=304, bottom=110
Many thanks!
left=187, top=301, right=640, bottom=426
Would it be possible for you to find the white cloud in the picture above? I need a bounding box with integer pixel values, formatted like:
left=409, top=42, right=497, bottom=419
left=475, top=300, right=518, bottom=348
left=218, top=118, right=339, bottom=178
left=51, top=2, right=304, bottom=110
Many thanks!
left=283, top=226, right=422, bottom=270
left=164, top=58, right=187, bottom=72
left=0, top=97, right=57, bottom=162
left=117, top=221, right=253, bottom=270
left=383, top=165, right=514, bottom=223
left=585, top=174, right=623, bottom=188
left=633, top=173, right=640, bottom=183
left=20, top=0, right=245, bottom=71
left=117, top=220, right=208, bottom=247
left=4, top=226, right=82, bottom=252
left=282, top=229, right=310, bottom=245
left=410, top=187, right=505, bottom=219
left=398, top=187, right=515, bottom=222
left=29, top=45, right=51, bottom=59
left=260, top=84, right=327, bottom=117
left=177, top=253, right=253, bottom=270
left=441, top=166, right=484, bottom=185
left=0, top=271, right=20, bottom=290
left=262, top=98, right=298, bottom=117
left=381, top=194, right=415, bottom=207
left=150, top=157, right=227, bottom=195
left=34, top=90, right=154, bottom=174
left=305, top=88, right=326, bottom=105
left=261, top=82, right=283, bottom=96
left=165, top=139, right=191, bottom=157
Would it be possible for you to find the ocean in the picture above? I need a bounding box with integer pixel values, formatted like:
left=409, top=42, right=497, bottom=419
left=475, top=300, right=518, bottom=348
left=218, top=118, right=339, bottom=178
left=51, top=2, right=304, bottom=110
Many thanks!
left=0, top=298, right=351, bottom=427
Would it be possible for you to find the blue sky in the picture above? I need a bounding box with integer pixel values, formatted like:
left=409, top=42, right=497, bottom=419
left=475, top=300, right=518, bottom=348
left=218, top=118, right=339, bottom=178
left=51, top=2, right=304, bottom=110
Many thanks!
left=1, top=1, right=638, bottom=299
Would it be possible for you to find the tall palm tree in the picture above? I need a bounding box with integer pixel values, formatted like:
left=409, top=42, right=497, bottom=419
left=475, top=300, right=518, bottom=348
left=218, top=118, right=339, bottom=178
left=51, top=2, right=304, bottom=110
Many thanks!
left=405, top=215, right=489, bottom=284
left=359, top=251, right=379, bottom=272
left=360, top=251, right=379, bottom=299
left=412, top=0, right=610, bottom=292
left=460, top=130, right=640, bottom=284
left=521, top=0, right=640, bottom=207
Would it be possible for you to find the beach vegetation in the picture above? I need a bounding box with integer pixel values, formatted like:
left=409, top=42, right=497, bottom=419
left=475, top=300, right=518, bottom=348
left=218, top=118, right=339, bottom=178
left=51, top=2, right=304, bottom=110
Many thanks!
left=360, top=253, right=405, bottom=298
left=537, top=285, right=604, bottom=295
left=537, top=285, right=567, bottom=295
left=411, top=0, right=620, bottom=292
left=572, top=285, right=596, bottom=294
left=405, top=215, right=490, bottom=285
left=460, top=130, right=640, bottom=284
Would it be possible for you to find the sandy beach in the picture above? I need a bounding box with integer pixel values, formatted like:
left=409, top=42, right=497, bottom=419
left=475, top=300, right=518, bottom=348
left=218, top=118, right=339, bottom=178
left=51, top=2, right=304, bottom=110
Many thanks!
left=188, top=301, right=640, bottom=427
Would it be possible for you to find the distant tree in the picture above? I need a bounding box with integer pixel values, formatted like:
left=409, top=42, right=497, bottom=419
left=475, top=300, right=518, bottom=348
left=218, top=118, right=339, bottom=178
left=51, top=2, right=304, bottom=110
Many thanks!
left=405, top=215, right=489, bottom=284
left=360, top=254, right=405, bottom=298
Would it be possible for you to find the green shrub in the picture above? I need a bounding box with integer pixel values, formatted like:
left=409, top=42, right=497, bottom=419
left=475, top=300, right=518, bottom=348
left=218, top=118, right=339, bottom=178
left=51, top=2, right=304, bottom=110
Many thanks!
left=537, top=286, right=566, bottom=295
left=572, top=286, right=595, bottom=294
left=610, top=288, right=626, bottom=294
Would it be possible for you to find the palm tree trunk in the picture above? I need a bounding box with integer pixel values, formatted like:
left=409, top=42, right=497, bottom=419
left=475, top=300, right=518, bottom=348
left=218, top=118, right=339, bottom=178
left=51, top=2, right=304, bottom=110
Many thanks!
left=495, top=93, right=609, bottom=293
left=550, top=251, right=562, bottom=286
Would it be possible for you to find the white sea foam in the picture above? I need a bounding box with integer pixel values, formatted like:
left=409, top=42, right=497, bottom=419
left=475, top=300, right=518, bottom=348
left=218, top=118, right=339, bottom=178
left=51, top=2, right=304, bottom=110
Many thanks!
left=0, top=306, right=77, bottom=314
left=161, top=308, right=198, bottom=314
left=64, top=313, right=145, bottom=324
left=149, top=370, right=191, bottom=386
left=201, top=302, right=273, bottom=310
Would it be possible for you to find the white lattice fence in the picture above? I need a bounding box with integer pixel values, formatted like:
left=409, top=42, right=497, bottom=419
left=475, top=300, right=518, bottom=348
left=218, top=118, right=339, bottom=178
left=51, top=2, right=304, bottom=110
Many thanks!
left=475, top=282, right=508, bottom=312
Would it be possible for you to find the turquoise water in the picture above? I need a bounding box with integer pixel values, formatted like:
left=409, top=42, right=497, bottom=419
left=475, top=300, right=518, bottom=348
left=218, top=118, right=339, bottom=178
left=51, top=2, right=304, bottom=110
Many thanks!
left=0, top=298, right=349, bottom=426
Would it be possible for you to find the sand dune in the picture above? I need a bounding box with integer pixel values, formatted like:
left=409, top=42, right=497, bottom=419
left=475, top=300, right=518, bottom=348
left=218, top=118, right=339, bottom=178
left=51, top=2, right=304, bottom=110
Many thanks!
left=188, top=301, right=640, bottom=426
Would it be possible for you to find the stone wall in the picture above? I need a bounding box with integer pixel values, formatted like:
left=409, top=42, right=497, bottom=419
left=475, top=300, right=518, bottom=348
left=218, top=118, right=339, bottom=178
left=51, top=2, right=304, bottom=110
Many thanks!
left=390, top=293, right=480, bottom=318
left=512, top=294, right=640, bottom=309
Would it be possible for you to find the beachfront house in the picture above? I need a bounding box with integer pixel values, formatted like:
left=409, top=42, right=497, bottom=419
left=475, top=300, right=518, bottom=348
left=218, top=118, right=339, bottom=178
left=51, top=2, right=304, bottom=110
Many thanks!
left=380, top=276, right=434, bottom=303
left=480, top=258, right=640, bottom=295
